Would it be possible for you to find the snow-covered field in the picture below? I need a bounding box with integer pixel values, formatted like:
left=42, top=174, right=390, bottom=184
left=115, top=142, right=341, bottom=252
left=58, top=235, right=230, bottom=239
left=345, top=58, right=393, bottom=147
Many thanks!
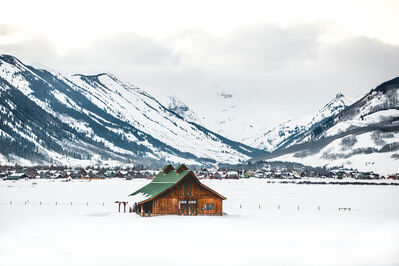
left=1, top=179, right=399, bottom=266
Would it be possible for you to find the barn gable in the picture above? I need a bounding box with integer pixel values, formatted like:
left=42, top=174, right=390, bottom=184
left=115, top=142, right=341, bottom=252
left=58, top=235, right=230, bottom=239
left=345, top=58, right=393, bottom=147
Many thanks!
left=162, top=164, right=175, bottom=174
left=176, top=164, right=188, bottom=174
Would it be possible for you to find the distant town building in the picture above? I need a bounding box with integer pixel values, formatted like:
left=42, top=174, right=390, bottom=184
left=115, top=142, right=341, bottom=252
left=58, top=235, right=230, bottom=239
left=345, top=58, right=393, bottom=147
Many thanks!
left=4, top=173, right=28, bottom=180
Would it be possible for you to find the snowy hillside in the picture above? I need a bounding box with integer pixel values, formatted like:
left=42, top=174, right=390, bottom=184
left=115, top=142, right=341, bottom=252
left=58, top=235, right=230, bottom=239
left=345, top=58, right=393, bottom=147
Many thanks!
left=246, top=93, right=353, bottom=151
left=253, top=77, right=399, bottom=175
left=0, top=54, right=261, bottom=166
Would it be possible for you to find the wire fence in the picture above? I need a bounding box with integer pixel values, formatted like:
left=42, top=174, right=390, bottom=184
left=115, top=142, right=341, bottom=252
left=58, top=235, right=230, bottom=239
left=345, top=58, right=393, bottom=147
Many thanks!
left=0, top=200, right=112, bottom=207
left=223, top=202, right=359, bottom=212
left=0, top=200, right=361, bottom=212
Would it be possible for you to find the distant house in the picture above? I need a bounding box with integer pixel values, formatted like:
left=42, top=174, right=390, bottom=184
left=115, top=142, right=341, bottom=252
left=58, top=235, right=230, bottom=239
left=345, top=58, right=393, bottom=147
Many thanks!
left=37, top=170, right=48, bottom=179
left=79, top=169, right=88, bottom=177
left=51, top=172, right=65, bottom=179
left=103, top=171, right=115, bottom=178
left=5, top=173, right=28, bottom=180
left=114, top=170, right=128, bottom=178
left=209, top=171, right=222, bottom=179
left=272, top=170, right=281, bottom=178
left=129, top=164, right=226, bottom=216
left=226, top=171, right=239, bottom=179
left=70, top=172, right=81, bottom=179
left=132, top=170, right=146, bottom=179
left=0, top=172, right=8, bottom=178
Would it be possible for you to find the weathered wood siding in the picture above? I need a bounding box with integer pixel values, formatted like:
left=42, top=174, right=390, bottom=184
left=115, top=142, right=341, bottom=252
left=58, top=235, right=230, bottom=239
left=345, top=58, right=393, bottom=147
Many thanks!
left=151, top=173, right=223, bottom=215
left=196, top=197, right=222, bottom=215
left=152, top=198, right=178, bottom=214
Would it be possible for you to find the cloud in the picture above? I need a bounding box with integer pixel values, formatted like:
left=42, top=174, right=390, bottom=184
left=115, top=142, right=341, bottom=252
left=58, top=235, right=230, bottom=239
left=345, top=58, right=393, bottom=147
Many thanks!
left=219, top=23, right=322, bottom=68
left=68, top=33, right=181, bottom=68
left=0, top=23, right=18, bottom=37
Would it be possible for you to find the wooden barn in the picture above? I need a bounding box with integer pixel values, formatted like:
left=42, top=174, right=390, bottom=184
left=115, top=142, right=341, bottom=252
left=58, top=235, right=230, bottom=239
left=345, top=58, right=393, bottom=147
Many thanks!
left=129, top=164, right=226, bottom=216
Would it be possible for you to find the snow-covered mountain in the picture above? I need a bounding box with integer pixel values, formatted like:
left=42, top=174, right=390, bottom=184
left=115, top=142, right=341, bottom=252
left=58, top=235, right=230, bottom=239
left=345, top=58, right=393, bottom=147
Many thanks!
left=2, top=54, right=397, bottom=172
left=163, top=90, right=276, bottom=143
left=252, top=77, right=399, bottom=174
left=246, top=93, right=353, bottom=151
left=0, top=54, right=261, bottom=166
left=164, top=91, right=354, bottom=152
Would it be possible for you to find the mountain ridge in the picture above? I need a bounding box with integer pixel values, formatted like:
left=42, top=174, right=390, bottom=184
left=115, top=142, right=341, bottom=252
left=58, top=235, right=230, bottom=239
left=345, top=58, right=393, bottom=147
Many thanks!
left=0, top=54, right=261, bottom=166
left=245, top=92, right=353, bottom=151
left=251, top=76, right=399, bottom=174
left=1, top=53, right=397, bottom=173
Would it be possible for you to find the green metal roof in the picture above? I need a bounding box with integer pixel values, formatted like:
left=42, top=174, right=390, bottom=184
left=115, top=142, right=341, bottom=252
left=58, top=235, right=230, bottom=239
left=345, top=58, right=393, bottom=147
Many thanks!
left=5, top=175, right=21, bottom=180
left=129, top=169, right=190, bottom=202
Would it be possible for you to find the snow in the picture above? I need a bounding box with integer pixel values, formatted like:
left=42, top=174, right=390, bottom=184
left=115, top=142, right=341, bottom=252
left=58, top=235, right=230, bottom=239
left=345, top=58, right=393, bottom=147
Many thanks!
left=325, top=109, right=399, bottom=137
left=245, top=93, right=353, bottom=151
left=57, top=114, right=94, bottom=137
left=1, top=179, right=399, bottom=266
left=272, top=149, right=399, bottom=176
left=50, top=89, right=80, bottom=110
left=0, top=60, right=34, bottom=95
left=267, top=129, right=399, bottom=176
left=166, top=95, right=200, bottom=122
left=129, top=192, right=151, bottom=203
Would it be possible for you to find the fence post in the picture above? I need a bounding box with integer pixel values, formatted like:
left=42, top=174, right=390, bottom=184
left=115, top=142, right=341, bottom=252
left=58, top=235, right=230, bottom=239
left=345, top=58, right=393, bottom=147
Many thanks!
left=278, top=205, right=280, bottom=210
left=318, top=206, right=320, bottom=211
left=240, top=204, right=242, bottom=209
left=297, top=206, right=299, bottom=211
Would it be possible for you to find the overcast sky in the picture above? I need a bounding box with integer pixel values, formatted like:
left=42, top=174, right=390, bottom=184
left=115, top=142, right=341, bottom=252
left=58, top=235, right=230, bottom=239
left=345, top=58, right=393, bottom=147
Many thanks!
left=1, top=0, right=399, bottom=125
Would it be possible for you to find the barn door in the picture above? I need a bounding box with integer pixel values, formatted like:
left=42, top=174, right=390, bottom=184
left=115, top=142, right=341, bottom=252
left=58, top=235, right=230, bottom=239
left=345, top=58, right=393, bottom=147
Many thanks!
left=178, top=200, right=197, bottom=216
left=188, top=200, right=197, bottom=215
left=178, top=200, right=188, bottom=215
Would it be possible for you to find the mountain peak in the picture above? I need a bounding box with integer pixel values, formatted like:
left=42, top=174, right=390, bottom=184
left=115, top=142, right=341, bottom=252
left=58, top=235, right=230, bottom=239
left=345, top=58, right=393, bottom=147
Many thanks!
left=335, top=92, right=344, bottom=98
left=97, top=73, right=118, bottom=80
left=73, top=73, right=114, bottom=79
left=73, top=72, right=122, bottom=85
left=166, top=95, right=200, bottom=122
left=217, top=92, right=233, bottom=99
left=319, top=93, right=350, bottom=116
left=0, top=54, right=22, bottom=65
left=374, top=76, right=399, bottom=93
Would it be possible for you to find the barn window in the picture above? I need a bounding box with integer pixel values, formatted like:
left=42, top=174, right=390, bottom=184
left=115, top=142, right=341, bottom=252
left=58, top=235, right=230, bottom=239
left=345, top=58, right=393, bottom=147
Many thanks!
left=184, top=183, right=192, bottom=196
left=204, top=204, right=214, bottom=210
